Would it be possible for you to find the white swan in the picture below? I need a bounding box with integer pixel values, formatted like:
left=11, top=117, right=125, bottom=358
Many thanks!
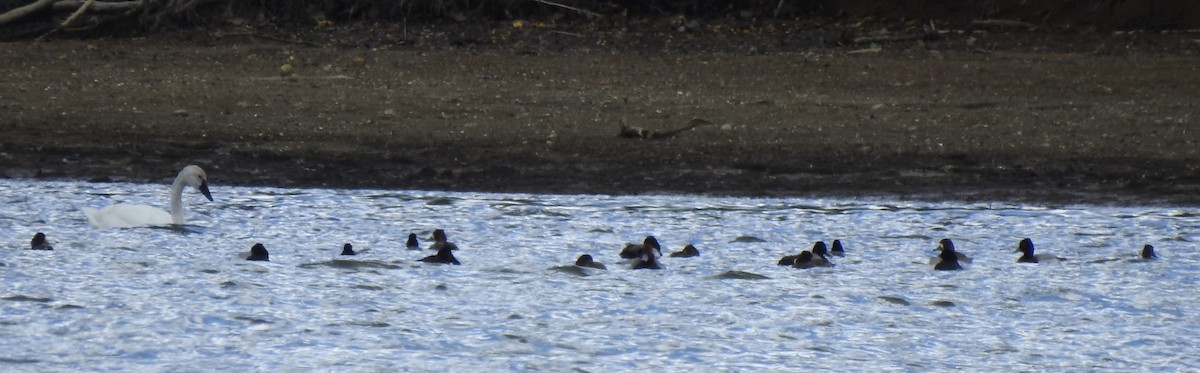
left=83, top=165, right=214, bottom=229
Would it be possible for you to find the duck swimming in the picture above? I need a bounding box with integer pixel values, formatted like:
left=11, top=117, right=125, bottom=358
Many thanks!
left=428, top=229, right=459, bottom=251
left=1016, top=238, right=1064, bottom=263
left=574, top=254, right=607, bottom=270
left=30, top=232, right=53, bottom=250
left=620, top=236, right=662, bottom=259
left=933, top=241, right=964, bottom=271
left=631, top=241, right=662, bottom=270
left=809, top=241, right=834, bottom=267
left=340, top=243, right=357, bottom=256
left=406, top=233, right=420, bottom=250
left=829, top=240, right=845, bottom=257
left=1140, top=244, right=1157, bottom=260
left=778, top=252, right=800, bottom=266
left=792, top=241, right=836, bottom=269
left=936, top=239, right=972, bottom=264
left=419, top=245, right=461, bottom=265
left=83, top=165, right=213, bottom=229
left=669, top=244, right=700, bottom=258
left=792, top=251, right=832, bottom=269
left=246, top=243, right=269, bottom=261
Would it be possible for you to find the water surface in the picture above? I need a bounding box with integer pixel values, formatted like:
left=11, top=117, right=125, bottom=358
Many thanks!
left=1, top=178, right=1197, bottom=371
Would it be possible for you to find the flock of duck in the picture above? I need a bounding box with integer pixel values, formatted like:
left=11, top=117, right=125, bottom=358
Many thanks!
left=24, top=165, right=1163, bottom=270
left=239, top=229, right=463, bottom=264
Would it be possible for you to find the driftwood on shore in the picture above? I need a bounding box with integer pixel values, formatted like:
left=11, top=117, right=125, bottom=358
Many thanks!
left=619, top=118, right=714, bottom=140
left=1, top=0, right=141, bottom=25
left=0, top=0, right=219, bottom=35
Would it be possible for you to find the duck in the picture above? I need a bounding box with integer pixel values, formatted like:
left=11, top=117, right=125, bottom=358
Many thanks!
left=620, top=236, right=662, bottom=259
left=829, top=239, right=845, bottom=257
left=1016, top=238, right=1065, bottom=263
left=778, top=241, right=824, bottom=266
left=29, top=232, right=53, bottom=250
left=405, top=233, right=420, bottom=250
left=777, top=254, right=798, bottom=266
left=669, top=244, right=700, bottom=258
left=935, top=239, right=972, bottom=264
left=792, top=251, right=832, bottom=269
left=1140, top=244, right=1157, bottom=260
left=340, top=243, right=357, bottom=256
left=83, top=165, right=214, bottom=229
left=419, top=245, right=461, bottom=265
left=933, top=241, right=964, bottom=271
left=574, top=254, right=607, bottom=270
left=246, top=243, right=269, bottom=261
left=631, top=241, right=662, bottom=270
left=428, top=229, right=459, bottom=251
left=809, top=241, right=834, bottom=266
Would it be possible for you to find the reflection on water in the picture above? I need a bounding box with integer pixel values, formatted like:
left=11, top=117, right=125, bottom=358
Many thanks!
left=0, top=178, right=1198, bottom=370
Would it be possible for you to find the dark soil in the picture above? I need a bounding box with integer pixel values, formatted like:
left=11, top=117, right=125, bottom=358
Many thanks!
left=3, top=21, right=1200, bottom=206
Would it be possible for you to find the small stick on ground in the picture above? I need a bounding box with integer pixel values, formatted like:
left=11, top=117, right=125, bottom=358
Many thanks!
left=213, top=32, right=324, bottom=48
left=968, top=19, right=1038, bottom=31
left=619, top=118, right=715, bottom=140
left=533, top=0, right=603, bottom=19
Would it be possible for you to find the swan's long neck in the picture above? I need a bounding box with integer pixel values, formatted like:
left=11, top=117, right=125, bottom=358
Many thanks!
left=169, top=174, right=187, bottom=225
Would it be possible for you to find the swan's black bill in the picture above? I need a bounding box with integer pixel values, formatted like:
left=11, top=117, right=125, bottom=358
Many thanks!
left=199, top=181, right=213, bottom=201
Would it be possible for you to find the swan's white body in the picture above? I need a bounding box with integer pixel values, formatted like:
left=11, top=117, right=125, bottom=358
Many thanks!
left=83, top=165, right=213, bottom=229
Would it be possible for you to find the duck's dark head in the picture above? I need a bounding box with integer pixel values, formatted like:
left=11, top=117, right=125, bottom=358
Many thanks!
left=31, top=232, right=47, bottom=249
left=432, top=229, right=448, bottom=243
left=1141, top=244, right=1157, bottom=259
left=1016, top=238, right=1039, bottom=263
left=811, top=241, right=828, bottom=259
left=643, top=236, right=661, bottom=251
left=1017, top=238, right=1035, bottom=255
left=938, top=238, right=956, bottom=253
left=831, top=240, right=845, bottom=253
left=247, top=243, right=269, bottom=261
left=576, top=254, right=595, bottom=266
left=642, top=236, right=663, bottom=257
left=406, top=233, right=419, bottom=247
left=341, top=243, right=355, bottom=255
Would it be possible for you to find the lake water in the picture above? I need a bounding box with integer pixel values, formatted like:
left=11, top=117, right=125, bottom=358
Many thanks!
left=1, top=178, right=1197, bottom=371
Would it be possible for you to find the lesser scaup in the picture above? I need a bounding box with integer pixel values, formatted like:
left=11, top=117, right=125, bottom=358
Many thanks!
left=30, top=232, right=53, bottom=250
left=620, top=236, right=662, bottom=259
left=1017, top=238, right=1064, bottom=263
left=575, top=254, right=607, bottom=270
left=419, top=245, right=461, bottom=265
left=669, top=244, right=700, bottom=258
left=246, top=243, right=270, bottom=261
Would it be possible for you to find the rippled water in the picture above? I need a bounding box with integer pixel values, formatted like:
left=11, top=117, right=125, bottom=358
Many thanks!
left=1, top=178, right=1198, bottom=371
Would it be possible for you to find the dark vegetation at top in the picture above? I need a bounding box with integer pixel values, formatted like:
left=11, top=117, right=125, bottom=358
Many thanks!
left=2, top=0, right=1199, bottom=40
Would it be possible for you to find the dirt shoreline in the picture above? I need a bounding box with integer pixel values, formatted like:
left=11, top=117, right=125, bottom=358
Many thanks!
left=2, top=29, right=1199, bottom=206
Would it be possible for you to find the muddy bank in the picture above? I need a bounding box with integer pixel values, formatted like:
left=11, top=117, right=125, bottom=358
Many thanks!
left=2, top=32, right=1199, bottom=206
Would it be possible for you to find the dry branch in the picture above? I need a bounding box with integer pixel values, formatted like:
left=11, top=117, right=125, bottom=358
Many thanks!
left=0, top=0, right=57, bottom=25
left=37, top=0, right=94, bottom=40
left=51, top=0, right=141, bottom=11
